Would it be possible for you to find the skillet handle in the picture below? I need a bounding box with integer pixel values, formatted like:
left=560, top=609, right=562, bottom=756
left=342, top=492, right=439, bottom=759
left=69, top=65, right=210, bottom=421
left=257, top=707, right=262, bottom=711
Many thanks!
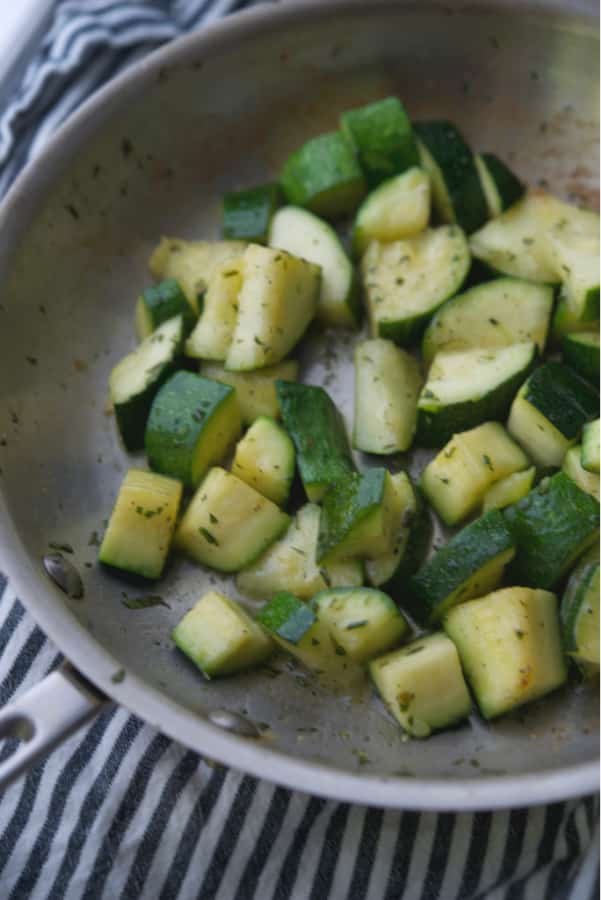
left=0, top=664, right=108, bottom=791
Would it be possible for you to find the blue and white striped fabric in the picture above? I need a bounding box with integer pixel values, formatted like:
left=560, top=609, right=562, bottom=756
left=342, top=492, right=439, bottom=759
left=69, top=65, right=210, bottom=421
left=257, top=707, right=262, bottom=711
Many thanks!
left=0, top=3, right=599, bottom=898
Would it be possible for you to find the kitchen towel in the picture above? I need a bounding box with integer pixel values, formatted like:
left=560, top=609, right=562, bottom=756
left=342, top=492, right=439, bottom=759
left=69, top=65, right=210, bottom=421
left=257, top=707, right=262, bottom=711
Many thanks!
left=0, top=2, right=599, bottom=898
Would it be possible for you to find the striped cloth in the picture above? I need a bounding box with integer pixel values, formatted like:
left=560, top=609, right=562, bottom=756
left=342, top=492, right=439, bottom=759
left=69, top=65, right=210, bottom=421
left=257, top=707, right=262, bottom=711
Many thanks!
left=0, top=2, right=599, bottom=898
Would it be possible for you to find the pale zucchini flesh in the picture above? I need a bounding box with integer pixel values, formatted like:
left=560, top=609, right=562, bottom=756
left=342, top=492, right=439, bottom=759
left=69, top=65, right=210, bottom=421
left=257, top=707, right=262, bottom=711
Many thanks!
left=482, top=467, right=536, bottom=512
left=200, top=359, right=298, bottom=425
left=313, top=587, right=409, bottom=663
left=365, top=472, right=418, bottom=587
left=231, top=416, right=295, bottom=506
left=149, top=238, right=246, bottom=313
left=562, top=446, right=600, bottom=502
left=184, top=258, right=243, bottom=360
left=582, top=420, right=600, bottom=474
left=352, top=167, right=430, bottom=257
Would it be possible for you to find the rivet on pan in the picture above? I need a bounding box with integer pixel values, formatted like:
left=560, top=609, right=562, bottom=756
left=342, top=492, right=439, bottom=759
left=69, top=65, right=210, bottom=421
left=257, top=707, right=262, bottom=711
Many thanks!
left=43, top=552, right=84, bottom=599
left=208, top=709, right=260, bottom=738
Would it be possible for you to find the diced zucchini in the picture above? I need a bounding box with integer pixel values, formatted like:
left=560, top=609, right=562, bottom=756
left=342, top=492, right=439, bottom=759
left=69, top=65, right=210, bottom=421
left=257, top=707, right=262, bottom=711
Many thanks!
left=352, top=168, right=430, bottom=257
left=363, top=472, right=423, bottom=587
left=353, top=339, right=422, bottom=454
left=504, top=472, right=600, bottom=589
left=547, top=210, right=599, bottom=321
left=231, top=416, right=295, bottom=506
left=444, top=587, right=567, bottom=719
left=407, top=509, right=515, bottom=625
left=421, top=422, right=530, bottom=526
left=175, top=467, right=290, bottom=572
left=582, top=420, right=600, bottom=474
left=562, top=446, right=600, bottom=502
left=184, top=258, right=243, bottom=360
left=507, top=362, right=599, bottom=468
left=417, top=342, right=537, bottom=447
left=172, top=591, right=273, bottom=677
left=369, top=633, right=472, bottom=738
left=276, top=380, right=355, bottom=502
left=145, top=371, right=241, bottom=488
left=318, top=469, right=407, bottom=565
left=256, top=591, right=362, bottom=686
left=221, top=182, right=281, bottom=243
left=225, top=245, right=319, bottom=371
left=421, top=278, right=553, bottom=365
left=469, top=193, right=599, bottom=299
left=415, top=121, right=488, bottom=233
left=369, top=495, right=432, bottom=593
left=200, top=359, right=298, bottom=426
left=475, top=153, right=525, bottom=218
left=280, top=131, right=366, bottom=220
left=236, top=503, right=363, bottom=600
left=109, top=315, right=184, bottom=452
left=135, top=279, right=196, bottom=341
left=562, top=331, right=600, bottom=384
left=340, top=97, right=419, bottom=188
left=313, top=588, right=409, bottom=663
left=99, top=469, right=182, bottom=579
left=482, top=467, right=536, bottom=512
left=561, top=551, right=600, bottom=669
left=551, top=298, right=599, bottom=346
left=268, top=205, right=360, bottom=328
left=149, top=238, right=246, bottom=314
left=361, top=226, right=470, bottom=346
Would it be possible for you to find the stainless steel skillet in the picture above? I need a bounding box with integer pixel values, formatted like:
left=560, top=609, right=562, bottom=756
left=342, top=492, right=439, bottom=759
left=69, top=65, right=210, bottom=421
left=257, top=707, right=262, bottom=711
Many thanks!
left=0, top=0, right=598, bottom=810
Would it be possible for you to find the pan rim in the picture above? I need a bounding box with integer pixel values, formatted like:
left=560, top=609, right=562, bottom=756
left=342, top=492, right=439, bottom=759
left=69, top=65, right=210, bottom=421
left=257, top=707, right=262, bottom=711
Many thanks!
left=0, top=0, right=598, bottom=809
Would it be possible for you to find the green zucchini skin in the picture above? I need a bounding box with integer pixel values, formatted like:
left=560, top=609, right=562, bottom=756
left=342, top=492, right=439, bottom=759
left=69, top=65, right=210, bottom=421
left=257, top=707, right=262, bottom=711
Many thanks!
left=276, top=380, right=355, bottom=501
left=221, top=182, right=282, bottom=243
left=317, top=468, right=387, bottom=563
left=145, top=371, right=240, bottom=487
left=477, top=152, right=525, bottom=216
left=561, top=550, right=600, bottom=667
left=523, top=362, right=599, bottom=440
left=138, top=279, right=196, bottom=336
left=414, top=121, right=488, bottom=233
left=340, top=97, right=419, bottom=188
left=562, top=332, right=600, bottom=384
left=256, top=591, right=316, bottom=644
left=504, top=472, right=600, bottom=589
left=280, top=131, right=366, bottom=220
left=406, top=509, right=515, bottom=625
left=381, top=495, right=433, bottom=596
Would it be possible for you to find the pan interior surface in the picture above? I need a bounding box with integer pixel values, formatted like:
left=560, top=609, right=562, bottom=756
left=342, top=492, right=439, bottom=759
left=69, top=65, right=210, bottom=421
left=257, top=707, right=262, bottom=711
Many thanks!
left=0, top=2, right=598, bottom=804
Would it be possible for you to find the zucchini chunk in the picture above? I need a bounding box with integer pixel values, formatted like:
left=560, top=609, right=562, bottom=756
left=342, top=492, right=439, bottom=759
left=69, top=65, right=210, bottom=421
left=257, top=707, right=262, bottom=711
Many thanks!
left=221, top=182, right=281, bottom=243
left=353, top=339, right=422, bottom=454
left=561, top=551, right=600, bottom=671
left=547, top=211, right=599, bottom=321
left=276, top=381, right=355, bottom=502
left=482, top=467, right=536, bottom=512
left=231, top=416, right=295, bottom=506
left=175, top=467, right=290, bottom=572
left=317, top=468, right=400, bottom=565
left=364, top=472, right=429, bottom=589
left=422, top=278, right=553, bottom=365
left=444, top=587, right=567, bottom=719
left=582, top=419, right=600, bottom=474
left=406, top=509, right=515, bottom=625
left=184, top=258, right=243, bottom=360
left=340, top=97, right=419, bottom=188
left=110, top=315, right=184, bottom=452
left=313, top=587, right=409, bottom=663
left=149, top=238, right=246, bottom=314
left=256, top=591, right=363, bottom=686
left=172, top=591, right=273, bottom=677
left=99, top=469, right=182, bottom=579
left=236, top=503, right=363, bottom=600
left=136, top=279, right=196, bottom=340
left=369, top=633, right=471, bottom=738
left=352, top=168, right=430, bottom=257
left=551, top=298, right=599, bottom=347
left=414, top=121, right=488, bottom=233
left=145, top=371, right=242, bottom=488
left=225, top=245, right=320, bottom=371
left=475, top=152, right=525, bottom=218
left=200, top=359, right=298, bottom=426
left=268, top=205, right=359, bottom=328
left=421, top=422, right=530, bottom=525
left=507, top=362, right=599, bottom=468
left=562, top=446, right=600, bottom=502
left=562, top=331, right=600, bottom=384
left=280, top=131, right=366, bottom=220
left=361, top=226, right=470, bottom=346
left=504, top=472, right=600, bottom=589
left=417, top=342, right=537, bottom=447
